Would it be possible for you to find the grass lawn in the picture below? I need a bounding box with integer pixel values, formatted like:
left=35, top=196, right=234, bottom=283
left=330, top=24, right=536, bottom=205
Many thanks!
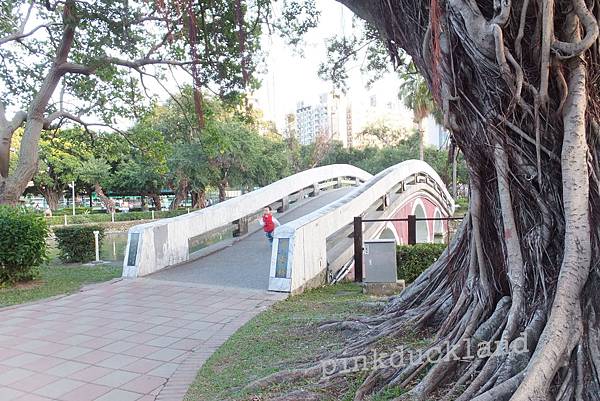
left=0, top=263, right=122, bottom=308
left=184, top=283, right=387, bottom=401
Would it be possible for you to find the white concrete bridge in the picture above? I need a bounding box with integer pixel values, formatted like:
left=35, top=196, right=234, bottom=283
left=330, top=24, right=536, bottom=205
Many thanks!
left=122, top=160, right=454, bottom=293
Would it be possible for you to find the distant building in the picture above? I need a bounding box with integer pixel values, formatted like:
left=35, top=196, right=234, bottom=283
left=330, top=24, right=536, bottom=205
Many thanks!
left=284, top=113, right=297, bottom=139
left=294, top=92, right=350, bottom=146
left=348, top=90, right=415, bottom=148
left=423, top=115, right=450, bottom=149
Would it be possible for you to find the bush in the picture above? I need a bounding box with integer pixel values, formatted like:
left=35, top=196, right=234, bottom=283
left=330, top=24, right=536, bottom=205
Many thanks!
left=397, top=243, right=446, bottom=284
left=51, top=207, right=94, bottom=216
left=53, top=225, right=105, bottom=263
left=45, top=209, right=189, bottom=226
left=0, top=206, right=48, bottom=284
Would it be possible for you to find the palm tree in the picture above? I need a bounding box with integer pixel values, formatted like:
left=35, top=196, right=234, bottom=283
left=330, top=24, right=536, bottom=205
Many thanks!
left=399, top=65, right=437, bottom=160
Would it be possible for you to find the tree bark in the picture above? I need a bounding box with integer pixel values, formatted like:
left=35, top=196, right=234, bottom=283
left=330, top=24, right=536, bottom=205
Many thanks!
left=94, top=182, right=115, bottom=214
left=170, top=177, right=188, bottom=210
left=218, top=179, right=227, bottom=202
left=418, top=120, right=424, bottom=161
left=191, top=189, right=206, bottom=208
left=252, top=0, right=600, bottom=400
left=0, top=1, right=76, bottom=205
left=150, top=193, right=161, bottom=211
left=452, top=147, right=458, bottom=198
left=40, top=187, right=62, bottom=211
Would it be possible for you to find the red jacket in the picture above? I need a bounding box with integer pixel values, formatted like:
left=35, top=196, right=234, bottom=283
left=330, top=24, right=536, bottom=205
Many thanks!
left=262, top=214, right=275, bottom=233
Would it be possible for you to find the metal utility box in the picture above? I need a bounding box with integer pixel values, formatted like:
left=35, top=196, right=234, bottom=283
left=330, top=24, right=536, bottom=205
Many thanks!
left=363, top=239, right=398, bottom=283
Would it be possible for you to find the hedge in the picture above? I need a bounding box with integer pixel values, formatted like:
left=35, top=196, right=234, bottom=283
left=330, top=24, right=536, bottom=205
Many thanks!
left=46, top=209, right=189, bottom=226
left=397, top=243, right=446, bottom=284
left=53, top=225, right=105, bottom=263
left=0, top=206, right=48, bottom=284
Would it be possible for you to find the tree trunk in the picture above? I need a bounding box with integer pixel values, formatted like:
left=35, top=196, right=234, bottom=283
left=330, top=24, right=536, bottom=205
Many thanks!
left=418, top=120, right=424, bottom=161
left=191, top=189, right=206, bottom=208
left=150, top=193, right=161, bottom=211
left=0, top=130, right=11, bottom=179
left=452, top=147, right=458, bottom=198
left=170, top=177, right=188, bottom=210
left=94, top=182, right=115, bottom=214
left=140, top=196, right=147, bottom=211
left=0, top=1, right=76, bottom=205
left=249, top=1, right=600, bottom=400
left=40, top=187, right=62, bottom=211
left=218, top=180, right=227, bottom=202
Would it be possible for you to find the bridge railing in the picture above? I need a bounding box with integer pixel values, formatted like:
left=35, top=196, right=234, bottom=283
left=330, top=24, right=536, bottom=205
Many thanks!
left=122, top=164, right=372, bottom=278
left=268, top=160, right=454, bottom=293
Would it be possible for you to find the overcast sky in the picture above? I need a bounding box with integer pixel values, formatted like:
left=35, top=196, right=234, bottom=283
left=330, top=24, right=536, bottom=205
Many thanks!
left=254, top=0, right=411, bottom=129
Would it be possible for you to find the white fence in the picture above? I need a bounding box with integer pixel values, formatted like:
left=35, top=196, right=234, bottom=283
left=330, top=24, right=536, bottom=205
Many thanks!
left=122, top=164, right=372, bottom=277
left=268, top=160, right=454, bottom=293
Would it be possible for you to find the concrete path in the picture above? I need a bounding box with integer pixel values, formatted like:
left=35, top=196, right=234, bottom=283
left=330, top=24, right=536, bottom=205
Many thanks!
left=150, top=187, right=353, bottom=290
left=0, top=279, right=285, bottom=401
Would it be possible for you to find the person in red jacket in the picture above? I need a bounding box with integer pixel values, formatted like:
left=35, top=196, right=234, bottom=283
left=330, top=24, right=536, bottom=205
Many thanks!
left=258, top=206, right=280, bottom=244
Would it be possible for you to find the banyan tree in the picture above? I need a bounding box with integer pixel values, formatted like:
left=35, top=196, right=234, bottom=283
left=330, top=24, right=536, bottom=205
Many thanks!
left=252, top=0, right=600, bottom=400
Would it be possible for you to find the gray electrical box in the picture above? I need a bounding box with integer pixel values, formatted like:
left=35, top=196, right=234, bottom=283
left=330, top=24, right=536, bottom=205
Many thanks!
left=363, top=239, right=398, bottom=283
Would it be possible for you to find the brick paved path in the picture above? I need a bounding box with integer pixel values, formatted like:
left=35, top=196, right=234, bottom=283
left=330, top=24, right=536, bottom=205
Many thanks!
left=0, top=279, right=285, bottom=401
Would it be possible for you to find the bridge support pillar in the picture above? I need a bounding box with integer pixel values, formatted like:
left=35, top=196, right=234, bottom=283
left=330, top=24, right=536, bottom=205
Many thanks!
left=233, top=217, right=249, bottom=237
left=277, top=196, right=289, bottom=213
left=396, top=182, right=406, bottom=193
left=335, top=177, right=343, bottom=188
left=353, top=216, right=364, bottom=282
left=309, top=183, right=319, bottom=197
left=377, top=194, right=390, bottom=211
left=408, top=214, right=416, bottom=245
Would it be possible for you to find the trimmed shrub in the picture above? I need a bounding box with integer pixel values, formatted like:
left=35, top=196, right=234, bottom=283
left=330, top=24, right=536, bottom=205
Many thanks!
left=51, top=207, right=94, bottom=216
left=53, top=225, right=105, bottom=263
left=0, top=206, right=48, bottom=284
left=45, top=209, right=189, bottom=226
left=397, top=243, right=446, bottom=284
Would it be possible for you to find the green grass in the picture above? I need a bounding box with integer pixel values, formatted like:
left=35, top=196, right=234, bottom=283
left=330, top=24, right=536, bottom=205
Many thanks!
left=184, top=283, right=379, bottom=401
left=0, top=263, right=122, bottom=308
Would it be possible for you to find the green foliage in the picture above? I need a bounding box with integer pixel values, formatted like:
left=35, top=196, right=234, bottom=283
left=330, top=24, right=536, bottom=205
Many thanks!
left=399, top=63, right=439, bottom=121
left=0, top=206, right=48, bottom=284
left=396, top=243, right=446, bottom=283
left=53, top=225, right=104, bottom=263
left=318, top=132, right=468, bottom=187
left=186, top=283, right=372, bottom=401
left=33, top=128, right=98, bottom=210
left=45, top=210, right=188, bottom=226
left=50, top=207, right=95, bottom=216
left=76, top=157, right=112, bottom=187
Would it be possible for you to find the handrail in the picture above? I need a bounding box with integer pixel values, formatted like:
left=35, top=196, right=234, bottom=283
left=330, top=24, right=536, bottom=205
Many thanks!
left=122, top=164, right=373, bottom=277
left=268, top=160, right=454, bottom=293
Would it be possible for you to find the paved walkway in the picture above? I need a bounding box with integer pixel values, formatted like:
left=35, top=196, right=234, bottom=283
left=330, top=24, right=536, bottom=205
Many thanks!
left=150, top=187, right=353, bottom=290
left=0, top=279, right=285, bottom=401
left=0, top=188, right=353, bottom=400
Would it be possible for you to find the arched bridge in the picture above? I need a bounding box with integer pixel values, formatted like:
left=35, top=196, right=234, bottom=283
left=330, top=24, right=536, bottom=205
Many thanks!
left=123, top=160, right=454, bottom=293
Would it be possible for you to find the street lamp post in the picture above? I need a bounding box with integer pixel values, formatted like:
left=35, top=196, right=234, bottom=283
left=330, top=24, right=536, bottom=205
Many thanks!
left=69, top=181, right=76, bottom=216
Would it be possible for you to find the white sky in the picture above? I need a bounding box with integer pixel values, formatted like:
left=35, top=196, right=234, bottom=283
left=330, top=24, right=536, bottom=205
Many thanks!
left=3, top=1, right=411, bottom=131
left=253, top=0, right=412, bottom=129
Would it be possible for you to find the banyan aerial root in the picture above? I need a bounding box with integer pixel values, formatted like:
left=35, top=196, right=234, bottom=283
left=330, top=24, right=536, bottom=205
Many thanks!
left=246, top=0, right=600, bottom=399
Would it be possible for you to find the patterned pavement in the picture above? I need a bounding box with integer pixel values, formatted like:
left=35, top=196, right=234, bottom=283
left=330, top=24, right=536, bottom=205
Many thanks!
left=0, top=279, right=285, bottom=401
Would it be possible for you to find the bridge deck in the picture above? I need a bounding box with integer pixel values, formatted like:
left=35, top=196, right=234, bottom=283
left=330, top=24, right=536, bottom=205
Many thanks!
left=148, top=188, right=354, bottom=290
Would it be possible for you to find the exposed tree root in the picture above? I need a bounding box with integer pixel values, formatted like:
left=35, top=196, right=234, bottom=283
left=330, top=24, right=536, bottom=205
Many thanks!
left=247, top=0, right=600, bottom=399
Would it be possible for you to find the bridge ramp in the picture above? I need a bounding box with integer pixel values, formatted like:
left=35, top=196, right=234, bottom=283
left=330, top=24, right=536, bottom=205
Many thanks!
left=148, top=188, right=353, bottom=290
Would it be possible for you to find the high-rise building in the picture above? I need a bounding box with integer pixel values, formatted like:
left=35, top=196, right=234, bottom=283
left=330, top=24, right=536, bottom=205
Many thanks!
left=294, top=92, right=350, bottom=146
left=296, top=100, right=328, bottom=145
left=284, top=113, right=297, bottom=139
